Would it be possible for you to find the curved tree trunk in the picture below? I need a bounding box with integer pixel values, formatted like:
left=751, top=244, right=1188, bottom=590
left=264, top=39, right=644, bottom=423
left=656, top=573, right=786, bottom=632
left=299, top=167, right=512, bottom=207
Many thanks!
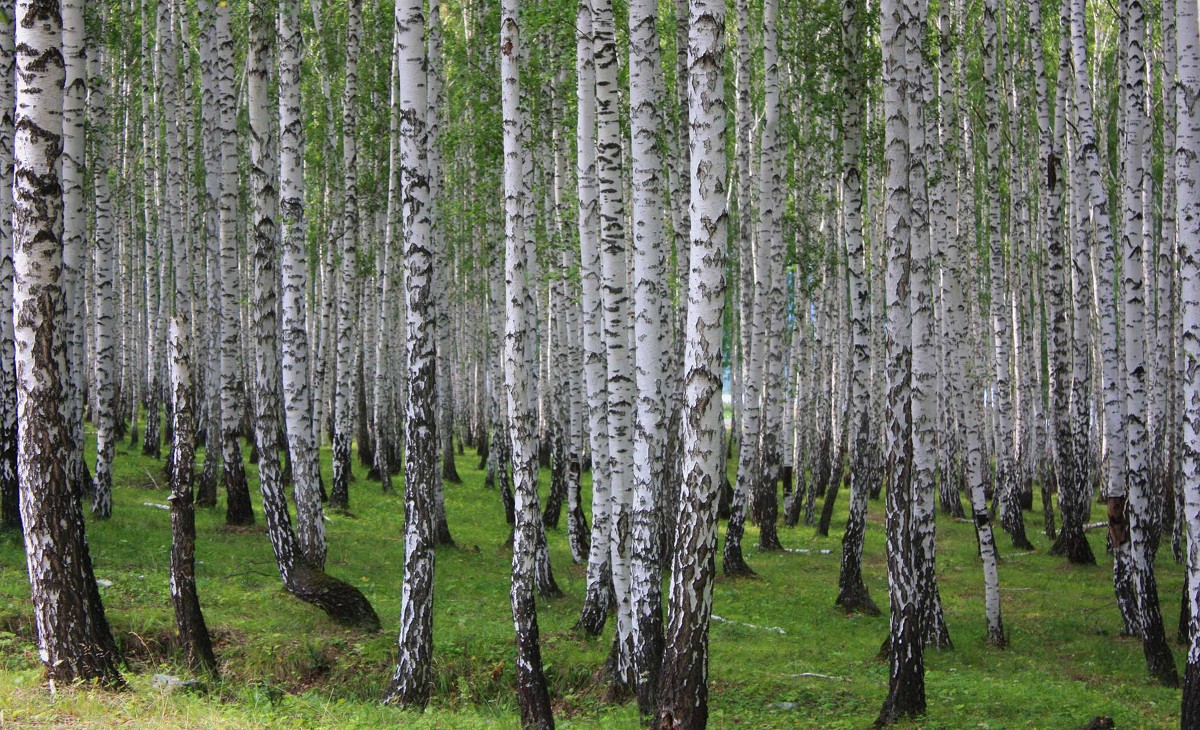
left=247, top=0, right=379, bottom=632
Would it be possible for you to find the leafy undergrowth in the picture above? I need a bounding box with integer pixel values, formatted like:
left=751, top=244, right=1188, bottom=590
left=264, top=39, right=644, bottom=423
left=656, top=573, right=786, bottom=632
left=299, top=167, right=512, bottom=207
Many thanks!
left=0, top=426, right=1184, bottom=728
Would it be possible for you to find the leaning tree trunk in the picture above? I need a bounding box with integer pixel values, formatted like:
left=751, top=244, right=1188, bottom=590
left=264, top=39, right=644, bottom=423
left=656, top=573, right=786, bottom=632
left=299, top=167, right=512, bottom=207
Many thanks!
left=592, top=0, right=636, bottom=692
left=247, top=0, right=380, bottom=632
left=723, top=0, right=759, bottom=578
left=655, top=0, right=727, bottom=724
left=983, top=0, right=1031, bottom=551
left=163, top=0, right=216, bottom=676
left=753, top=0, right=786, bottom=554
left=62, top=0, right=88, bottom=493
left=13, top=0, right=124, bottom=682
left=167, top=320, right=217, bottom=675
left=382, top=0, right=438, bottom=706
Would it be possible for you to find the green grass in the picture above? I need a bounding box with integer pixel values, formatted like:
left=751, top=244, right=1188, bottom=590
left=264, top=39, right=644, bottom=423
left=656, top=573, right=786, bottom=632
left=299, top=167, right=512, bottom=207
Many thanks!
left=0, top=425, right=1185, bottom=728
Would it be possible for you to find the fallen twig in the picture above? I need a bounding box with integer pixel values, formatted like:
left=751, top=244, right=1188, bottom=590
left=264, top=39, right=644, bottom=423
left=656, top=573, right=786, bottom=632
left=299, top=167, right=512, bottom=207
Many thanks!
left=711, top=614, right=786, bottom=634
left=142, top=502, right=170, bottom=511
left=782, top=548, right=833, bottom=555
left=144, top=469, right=162, bottom=490
left=788, top=672, right=846, bottom=681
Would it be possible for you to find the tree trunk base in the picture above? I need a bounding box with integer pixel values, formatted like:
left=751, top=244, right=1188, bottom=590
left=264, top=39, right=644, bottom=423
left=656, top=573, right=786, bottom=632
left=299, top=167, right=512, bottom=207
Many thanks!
left=1048, top=531, right=1095, bottom=564
left=575, top=591, right=608, bottom=637
left=835, top=583, right=881, bottom=616
left=289, top=564, right=381, bottom=631
left=722, top=550, right=756, bottom=578
left=1183, top=662, right=1200, bottom=727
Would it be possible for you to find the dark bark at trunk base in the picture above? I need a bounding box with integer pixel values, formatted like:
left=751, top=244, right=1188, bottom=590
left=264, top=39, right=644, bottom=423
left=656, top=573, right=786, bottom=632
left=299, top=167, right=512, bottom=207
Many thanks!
left=835, top=580, right=880, bottom=616
left=575, top=566, right=611, bottom=637
left=330, top=433, right=351, bottom=510
left=442, top=436, right=462, bottom=484
left=1137, top=570, right=1179, bottom=687
left=1048, top=530, right=1096, bottom=564
left=143, top=389, right=162, bottom=460
left=223, top=442, right=254, bottom=526
left=543, top=442, right=565, bottom=529
left=1184, top=662, right=1200, bottom=729
left=170, top=494, right=218, bottom=676
left=1180, top=580, right=1190, bottom=645
left=476, top=430, right=489, bottom=470
left=876, top=625, right=925, bottom=727
left=817, top=478, right=840, bottom=537
left=603, top=631, right=635, bottom=702
left=1041, top=482, right=1057, bottom=540
left=288, top=564, right=382, bottom=631
left=514, top=592, right=554, bottom=729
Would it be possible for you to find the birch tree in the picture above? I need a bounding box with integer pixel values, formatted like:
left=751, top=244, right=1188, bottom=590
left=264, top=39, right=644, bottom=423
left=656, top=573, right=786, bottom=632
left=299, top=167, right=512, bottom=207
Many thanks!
left=13, top=0, right=124, bottom=682
left=332, top=0, right=364, bottom=510
left=0, top=0, right=13, bottom=533
left=501, top=1, right=555, bottom=724
left=216, top=0, right=253, bottom=525
left=627, top=0, right=668, bottom=708
left=279, top=0, right=327, bottom=568
left=656, top=0, right=728, bottom=721
left=1179, top=0, right=1200, bottom=719
left=877, top=0, right=925, bottom=721
left=383, top=0, right=439, bottom=704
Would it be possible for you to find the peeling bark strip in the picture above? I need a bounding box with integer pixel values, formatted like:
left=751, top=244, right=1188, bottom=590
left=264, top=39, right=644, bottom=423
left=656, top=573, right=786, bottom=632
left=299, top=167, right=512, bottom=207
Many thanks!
left=655, top=0, right=727, bottom=722
left=383, top=0, right=437, bottom=706
left=13, top=0, right=123, bottom=683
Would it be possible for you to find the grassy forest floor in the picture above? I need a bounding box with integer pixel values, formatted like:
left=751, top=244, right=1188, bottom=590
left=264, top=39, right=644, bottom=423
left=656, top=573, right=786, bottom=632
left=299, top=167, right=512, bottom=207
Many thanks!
left=0, top=425, right=1186, bottom=728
